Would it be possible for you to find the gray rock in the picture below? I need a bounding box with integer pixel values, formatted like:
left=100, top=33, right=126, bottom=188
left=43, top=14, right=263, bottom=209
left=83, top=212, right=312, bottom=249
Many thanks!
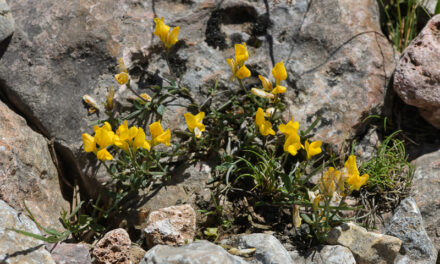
left=304, top=245, right=356, bottom=264
left=353, top=127, right=381, bottom=162
left=0, top=0, right=396, bottom=198
left=289, top=250, right=306, bottom=264
left=410, top=150, right=440, bottom=251
left=48, top=243, right=92, bottom=264
left=221, top=233, right=293, bottom=264
left=393, top=15, right=440, bottom=128
left=422, top=0, right=438, bottom=15
left=139, top=161, right=213, bottom=213
left=327, top=222, right=402, bottom=264
left=140, top=240, right=249, bottom=264
left=0, top=0, right=14, bottom=46
left=288, top=245, right=357, bottom=264
left=0, top=100, right=68, bottom=228
left=0, top=199, right=55, bottom=264
left=386, top=197, right=437, bottom=263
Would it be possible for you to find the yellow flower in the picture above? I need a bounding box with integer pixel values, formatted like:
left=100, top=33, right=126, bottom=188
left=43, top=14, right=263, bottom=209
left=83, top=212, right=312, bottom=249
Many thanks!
left=226, top=57, right=251, bottom=81
left=278, top=118, right=299, bottom=137
left=236, top=65, right=251, bottom=79
left=234, top=43, right=249, bottom=66
left=114, top=120, right=151, bottom=152
left=305, top=139, right=322, bottom=160
left=258, top=75, right=273, bottom=91
left=255, top=108, right=275, bottom=136
left=283, top=132, right=303, bottom=156
left=94, top=122, right=115, bottom=149
left=154, top=17, right=179, bottom=49
left=251, top=88, right=275, bottom=99
left=184, top=112, right=205, bottom=138
left=140, top=93, right=152, bottom=102
left=97, top=149, right=113, bottom=161
left=149, top=120, right=171, bottom=147
left=272, top=61, right=287, bottom=86
left=83, top=122, right=115, bottom=161
left=271, top=85, right=287, bottom=95
left=82, top=133, right=96, bottom=153
left=319, top=167, right=340, bottom=197
left=115, top=72, right=129, bottom=85
left=115, top=58, right=129, bottom=85
left=344, top=155, right=369, bottom=191
left=133, top=128, right=151, bottom=151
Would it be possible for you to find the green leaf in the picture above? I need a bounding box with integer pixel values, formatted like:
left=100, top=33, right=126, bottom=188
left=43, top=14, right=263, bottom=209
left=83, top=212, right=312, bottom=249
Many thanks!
left=133, top=99, right=143, bottom=110
left=6, top=228, right=68, bottom=243
left=68, top=201, right=84, bottom=220
left=204, top=227, right=218, bottom=237
left=301, top=213, right=313, bottom=225
left=157, top=104, right=166, bottom=116
left=123, top=109, right=143, bottom=120
left=302, top=116, right=321, bottom=137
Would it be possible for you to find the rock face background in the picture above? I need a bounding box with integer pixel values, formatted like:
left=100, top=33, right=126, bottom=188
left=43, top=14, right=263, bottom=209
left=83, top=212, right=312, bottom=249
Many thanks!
left=0, top=0, right=396, bottom=198
left=0, top=100, right=68, bottom=228
left=0, top=200, right=55, bottom=264
left=0, top=0, right=14, bottom=58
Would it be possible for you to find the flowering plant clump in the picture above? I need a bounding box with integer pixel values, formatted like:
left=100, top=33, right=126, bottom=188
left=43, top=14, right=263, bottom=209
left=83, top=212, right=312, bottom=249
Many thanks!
left=11, top=15, right=409, bottom=246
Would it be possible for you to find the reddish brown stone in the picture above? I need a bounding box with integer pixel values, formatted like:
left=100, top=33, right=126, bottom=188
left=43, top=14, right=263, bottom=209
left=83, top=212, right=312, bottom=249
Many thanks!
left=394, top=15, right=440, bottom=128
left=0, top=101, right=68, bottom=228
left=92, top=228, right=131, bottom=264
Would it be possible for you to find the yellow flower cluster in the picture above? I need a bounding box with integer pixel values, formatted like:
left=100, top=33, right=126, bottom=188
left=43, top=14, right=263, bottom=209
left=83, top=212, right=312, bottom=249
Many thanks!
left=318, top=155, right=369, bottom=197
left=154, top=17, right=180, bottom=49
left=251, top=61, right=288, bottom=98
left=82, top=120, right=171, bottom=161
left=226, top=43, right=251, bottom=81
left=254, top=112, right=322, bottom=159
left=82, top=122, right=115, bottom=161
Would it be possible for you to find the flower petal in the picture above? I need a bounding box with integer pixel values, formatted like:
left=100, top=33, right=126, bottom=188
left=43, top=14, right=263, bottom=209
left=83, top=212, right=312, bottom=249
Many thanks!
left=236, top=65, right=251, bottom=79
left=272, top=60, right=287, bottom=85
left=82, top=133, right=96, bottom=153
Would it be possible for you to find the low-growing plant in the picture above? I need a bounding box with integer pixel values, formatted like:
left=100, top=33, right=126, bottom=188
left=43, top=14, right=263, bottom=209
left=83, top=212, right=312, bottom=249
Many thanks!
left=9, top=15, right=412, bottom=246
left=357, top=131, right=414, bottom=228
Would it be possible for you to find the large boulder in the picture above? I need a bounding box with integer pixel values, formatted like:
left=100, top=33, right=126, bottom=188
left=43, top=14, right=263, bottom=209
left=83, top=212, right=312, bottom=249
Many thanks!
left=394, top=15, right=440, bottom=129
left=0, top=101, right=68, bottom=228
left=0, top=0, right=14, bottom=57
left=410, top=149, right=440, bottom=251
left=0, top=0, right=396, bottom=197
left=0, top=200, right=55, bottom=264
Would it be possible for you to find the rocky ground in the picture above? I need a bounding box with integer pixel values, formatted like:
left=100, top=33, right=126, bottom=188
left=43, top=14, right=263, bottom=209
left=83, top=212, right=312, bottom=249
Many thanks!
left=0, top=0, right=439, bottom=263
